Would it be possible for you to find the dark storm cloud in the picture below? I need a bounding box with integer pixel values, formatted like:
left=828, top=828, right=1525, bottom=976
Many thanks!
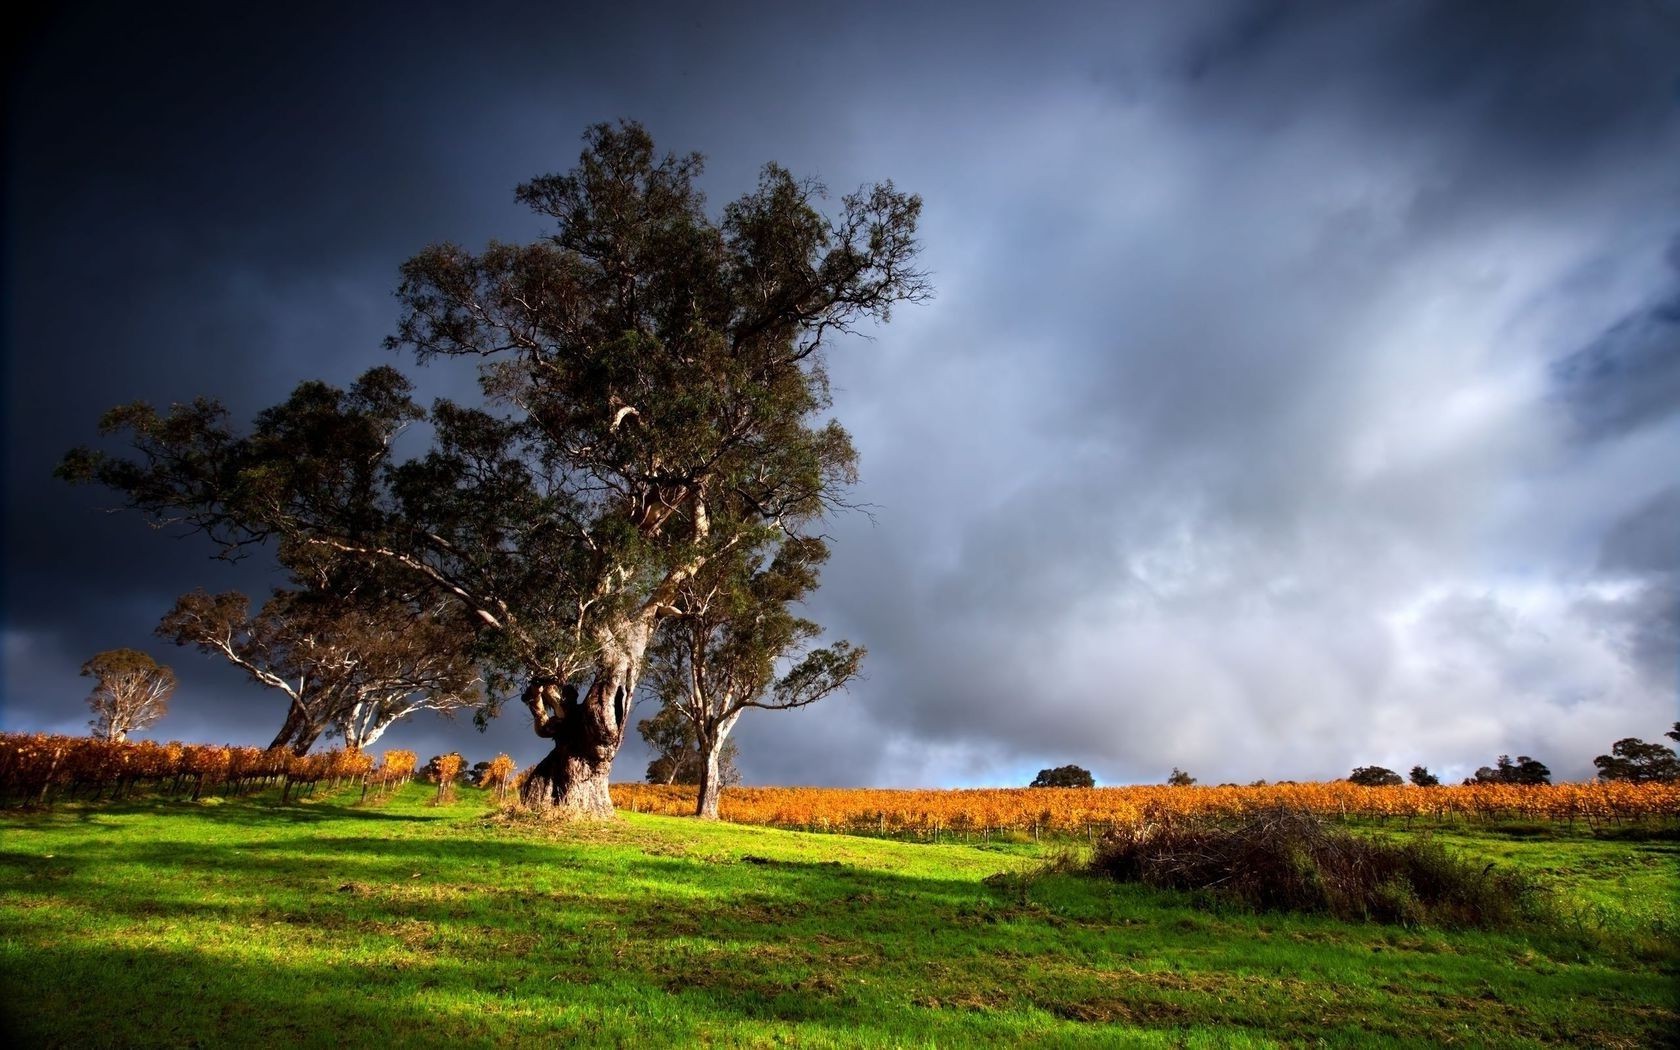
left=6, top=1, right=1677, bottom=783
left=1553, top=256, right=1680, bottom=444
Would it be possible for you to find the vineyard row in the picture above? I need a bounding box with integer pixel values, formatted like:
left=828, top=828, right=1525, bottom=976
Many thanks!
left=0, top=733, right=419, bottom=805
left=610, top=780, right=1680, bottom=836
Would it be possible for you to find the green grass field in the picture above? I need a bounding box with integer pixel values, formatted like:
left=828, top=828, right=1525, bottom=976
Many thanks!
left=2, top=785, right=1675, bottom=1048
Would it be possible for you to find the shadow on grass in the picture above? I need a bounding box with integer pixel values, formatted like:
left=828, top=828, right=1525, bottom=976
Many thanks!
left=3, top=803, right=1677, bottom=1048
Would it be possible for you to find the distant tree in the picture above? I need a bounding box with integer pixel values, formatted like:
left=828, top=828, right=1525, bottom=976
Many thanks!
left=159, top=584, right=479, bottom=754
left=1469, top=754, right=1550, bottom=786
left=1348, top=766, right=1403, bottom=787
left=1408, top=765, right=1440, bottom=787
left=1668, top=722, right=1679, bottom=743
left=638, top=704, right=741, bottom=788
left=1593, top=737, right=1680, bottom=783
left=467, top=760, right=493, bottom=787
left=1166, top=768, right=1196, bottom=787
left=81, top=648, right=175, bottom=742
left=1030, top=765, right=1095, bottom=788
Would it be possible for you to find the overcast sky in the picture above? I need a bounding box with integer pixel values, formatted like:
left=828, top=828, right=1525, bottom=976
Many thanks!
left=5, top=1, right=1677, bottom=786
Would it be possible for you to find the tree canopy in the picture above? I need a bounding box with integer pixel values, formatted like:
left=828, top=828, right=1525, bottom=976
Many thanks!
left=1030, top=765, right=1095, bottom=788
left=81, top=648, right=175, bottom=742
left=1468, top=755, right=1551, bottom=786
left=1348, top=765, right=1403, bottom=787
left=1593, top=736, right=1680, bottom=783
left=61, top=121, right=927, bottom=816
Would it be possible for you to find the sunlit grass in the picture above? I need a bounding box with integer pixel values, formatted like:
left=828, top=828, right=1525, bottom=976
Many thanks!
left=1, top=785, right=1675, bottom=1047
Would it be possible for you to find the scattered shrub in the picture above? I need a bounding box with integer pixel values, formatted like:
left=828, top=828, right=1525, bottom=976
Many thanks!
left=1089, top=807, right=1545, bottom=929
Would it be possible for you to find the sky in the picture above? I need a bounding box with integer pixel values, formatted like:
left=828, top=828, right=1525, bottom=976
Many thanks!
left=4, top=0, right=1677, bottom=787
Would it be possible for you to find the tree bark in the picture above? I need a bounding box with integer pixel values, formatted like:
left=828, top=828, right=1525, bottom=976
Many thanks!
left=694, top=716, right=738, bottom=820
left=268, top=702, right=323, bottom=756
left=518, top=668, right=627, bottom=818
left=696, top=745, right=722, bottom=820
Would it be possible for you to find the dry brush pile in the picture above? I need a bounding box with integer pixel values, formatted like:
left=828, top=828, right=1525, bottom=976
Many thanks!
left=1089, top=806, right=1546, bottom=928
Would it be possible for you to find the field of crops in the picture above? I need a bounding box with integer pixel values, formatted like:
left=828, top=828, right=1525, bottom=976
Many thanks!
left=0, top=733, right=416, bottom=804
left=7, top=733, right=1677, bottom=837
left=613, top=780, right=1680, bottom=837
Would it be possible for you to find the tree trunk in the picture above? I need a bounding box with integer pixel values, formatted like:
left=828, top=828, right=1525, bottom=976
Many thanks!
left=696, top=745, right=722, bottom=820
left=519, top=744, right=616, bottom=816
left=268, top=703, right=323, bottom=755
left=694, top=716, right=738, bottom=820
left=518, top=669, right=627, bottom=818
left=517, top=620, right=654, bottom=819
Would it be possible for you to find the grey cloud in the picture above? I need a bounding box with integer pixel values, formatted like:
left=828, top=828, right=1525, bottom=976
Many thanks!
left=6, top=1, right=1678, bottom=784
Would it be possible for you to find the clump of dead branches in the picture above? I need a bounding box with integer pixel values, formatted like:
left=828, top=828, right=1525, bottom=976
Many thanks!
left=1091, top=805, right=1544, bottom=929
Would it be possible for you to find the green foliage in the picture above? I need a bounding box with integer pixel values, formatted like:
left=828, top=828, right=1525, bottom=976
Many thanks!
left=1029, top=765, right=1095, bottom=788
left=1408, top=765, right=1440, bottom=787
left=1348, top=765, right=1403, bottom=787
left=80, top=648, right=175, bottom=742
left=60, top=121, right=928, bottom=783
left=637, top=704, right=741, bottom=787
left=1166, top=767, right=1196, bottom=787
left=1593, top=736, right=1680, bottom=783
left=1469, top=755, right=1551, bottom=786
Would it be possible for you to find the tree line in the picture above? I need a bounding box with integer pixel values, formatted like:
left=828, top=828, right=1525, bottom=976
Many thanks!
left=1027, top=723, right=1680, bottom=792
left=61, top=121, right=924, bottom=819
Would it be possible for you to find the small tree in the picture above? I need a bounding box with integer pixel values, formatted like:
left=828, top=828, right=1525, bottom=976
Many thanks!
left=1408, top=765, right=1440, bottom=787
left=1667, top=722, right=1679, bottom=743
left=1029, top=765, right=1095, bottom=788
left=645, top=534, right=861, bottom=819
left=1593, top=737, right=1680, bottom=783
left=1348, top=766, right=1403, bottom=787
left=638, top=704, right=740, bottom=787
left=81, top=649, right=175, bottom=742
left=1166, top=768, right=1196, bottom=787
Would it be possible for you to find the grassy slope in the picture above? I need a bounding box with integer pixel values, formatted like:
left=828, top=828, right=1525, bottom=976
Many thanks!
left=0, top=786, right=1674, bottom=1048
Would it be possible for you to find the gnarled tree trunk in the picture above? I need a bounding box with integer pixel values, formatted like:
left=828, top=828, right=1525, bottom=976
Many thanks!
left=518, top=634, right=646, bottom=818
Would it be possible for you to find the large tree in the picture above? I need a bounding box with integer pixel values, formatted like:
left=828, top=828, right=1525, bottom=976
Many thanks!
left=158, top=584, right=480, bottom=754
left=1593, top=737, right=1680, bottom=783
left=645, top=533, right=862, bottom=818
left=60, top=121, right=926, bottom=815
left=81, top=648, right=175, bottom=742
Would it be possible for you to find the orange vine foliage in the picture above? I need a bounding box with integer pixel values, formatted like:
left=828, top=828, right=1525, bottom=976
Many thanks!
left=483, top=754, right=517, bottom=798
left=609, top=780, right=1680, bottom=834
left=433, top=753, right=463, bottom=801
left=0, top=732, right=373, bottom=804
left=374, top=749, right=417, bottom=784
